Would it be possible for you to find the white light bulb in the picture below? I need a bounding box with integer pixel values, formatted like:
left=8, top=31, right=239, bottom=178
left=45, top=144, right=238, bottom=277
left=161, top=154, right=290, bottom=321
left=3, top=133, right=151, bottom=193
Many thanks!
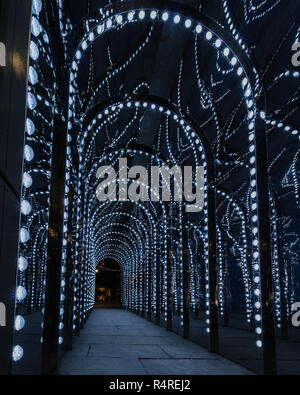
left=30, top=41, right=39, bottom=61
left=256, top=340, right=263, bottom=348
left=43, top=33, right=49, bottom=43
left=174, top=15, right=180, bottom=24
left=23, top=173, right=32, bottom=189
left=162, top=12, right=169, bottom=21
left=196, top=24, right=202, bottom=33
left=20, top=228, right=30, bottom=243
left=31, top=16, right=42, bottom=37
left=215, top=39, right=222, bottom=48
left=150, top=11, right=157, bottom=20
left=21, top=200, right=32, bottom=216
left=185, top=19, right=192, bottom=28
left=139, top=11, right=145, bottom=20
left=223, top=47, right=229, bottom=56
left=206, top=31, right=212, bottom=40
left=28, top=66, right=38, bottom=85
left=127, top=12, right=134, bottom=21
left=32, top=0, right=42, bottom=15
left=27, top=93, right=37, bottom=110
left=25, top=118, right=35, bottom=136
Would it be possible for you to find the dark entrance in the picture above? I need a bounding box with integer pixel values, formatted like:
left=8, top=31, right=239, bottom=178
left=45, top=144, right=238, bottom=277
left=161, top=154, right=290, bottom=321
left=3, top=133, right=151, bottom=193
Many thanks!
left=95, top=259, right=122, bottom=308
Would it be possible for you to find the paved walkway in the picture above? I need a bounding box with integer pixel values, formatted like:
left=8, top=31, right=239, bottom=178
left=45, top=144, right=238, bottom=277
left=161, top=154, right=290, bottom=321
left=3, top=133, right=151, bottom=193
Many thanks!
left=58, top=309, right=254, bottom=375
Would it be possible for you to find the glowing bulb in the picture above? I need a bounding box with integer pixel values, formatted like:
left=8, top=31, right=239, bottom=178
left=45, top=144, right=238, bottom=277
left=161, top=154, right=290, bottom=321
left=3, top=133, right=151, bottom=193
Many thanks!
left=27, top=93, right=37, bottom=110
left=150, top=11, right=157, bottom=19
left=23, top=172, right=33, bottom=189
left=18, top=257, right=28, bottom=272
left=256, top=340, right=263, bottom=348
left=24, top=145, right=34, bottom=162
left=162, top=12, right=169, bottom=21
left=31, top=16, right=41, bottom=37
left=139, top=11, right=145, bottom=20
left=174, top=15, right=180, bottom=24
left=26, top=118, right=35, bottom=136
left=32, top=0, right=42, bottom=15
left=30, top=41, right=39, bottom=61
left=185, top=19, right=192, bottom=28
left=223, top=47, right=230, bottom=56
left=245, top=89, right=251, bottom=98
left=28, top=66, right=38, bottom=85
left=206, top=31, right=212, bottom=40
left=20, top=228, right=30, bottom=243
left=16, top=286, right=27, bottom=302
left=196, top=24, right=202, bottom=33
left=21, top=200, right=32, bottom=216
left=43, top=33, right=49, bottom=43
left=215, top=39, right=222, bottom=48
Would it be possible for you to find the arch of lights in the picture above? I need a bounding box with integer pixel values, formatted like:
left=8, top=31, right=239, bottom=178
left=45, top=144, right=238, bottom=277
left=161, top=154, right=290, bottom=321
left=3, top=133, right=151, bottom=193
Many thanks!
left=10, top=0, right=299, bottom=374
left=67, top=1, right=264, bottom=349
left=12, top=0, right=56, bottom=362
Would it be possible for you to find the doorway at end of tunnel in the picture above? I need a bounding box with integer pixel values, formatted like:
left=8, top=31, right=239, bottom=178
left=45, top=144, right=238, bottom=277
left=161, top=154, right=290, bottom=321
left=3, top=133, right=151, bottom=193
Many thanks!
left=95, top=259, right=122, bottom=309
